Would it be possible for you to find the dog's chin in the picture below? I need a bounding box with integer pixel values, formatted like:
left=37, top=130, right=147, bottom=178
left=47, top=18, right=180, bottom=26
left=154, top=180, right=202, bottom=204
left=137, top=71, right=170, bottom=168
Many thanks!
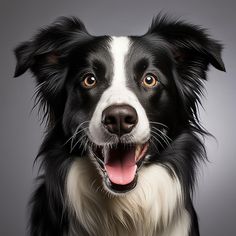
left=89, top=141, right=149, bottom=194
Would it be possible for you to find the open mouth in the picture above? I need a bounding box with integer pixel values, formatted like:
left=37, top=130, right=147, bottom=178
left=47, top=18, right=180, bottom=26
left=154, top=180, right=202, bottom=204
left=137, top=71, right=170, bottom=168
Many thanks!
left=92, top=142, right=149, bottom=193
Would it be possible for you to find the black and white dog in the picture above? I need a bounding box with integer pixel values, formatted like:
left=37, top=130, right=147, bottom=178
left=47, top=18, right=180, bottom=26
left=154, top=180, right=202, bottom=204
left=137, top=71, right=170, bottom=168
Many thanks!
left=14, top=14, right=225, bottom=236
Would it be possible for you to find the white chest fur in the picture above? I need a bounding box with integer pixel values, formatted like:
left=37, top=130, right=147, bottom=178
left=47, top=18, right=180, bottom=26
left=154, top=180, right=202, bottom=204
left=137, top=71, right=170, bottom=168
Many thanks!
left=66, top=157, right=190, bottom=236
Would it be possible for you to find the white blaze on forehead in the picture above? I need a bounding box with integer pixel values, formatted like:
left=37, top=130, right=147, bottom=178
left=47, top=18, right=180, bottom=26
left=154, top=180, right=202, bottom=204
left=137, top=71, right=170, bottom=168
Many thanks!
left=88, top=36, right=150, bottom=145
left=110, top=36, right=130, bottom=88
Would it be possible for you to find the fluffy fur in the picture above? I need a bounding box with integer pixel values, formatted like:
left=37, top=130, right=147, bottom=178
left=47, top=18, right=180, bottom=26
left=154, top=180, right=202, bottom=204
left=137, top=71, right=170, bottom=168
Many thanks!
left=14, top=14, right=225, bottom=236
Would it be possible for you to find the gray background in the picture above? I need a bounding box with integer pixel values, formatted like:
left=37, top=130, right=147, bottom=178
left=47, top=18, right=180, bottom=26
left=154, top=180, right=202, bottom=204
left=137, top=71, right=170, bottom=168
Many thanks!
left=0, top=0, right=235, bottom=235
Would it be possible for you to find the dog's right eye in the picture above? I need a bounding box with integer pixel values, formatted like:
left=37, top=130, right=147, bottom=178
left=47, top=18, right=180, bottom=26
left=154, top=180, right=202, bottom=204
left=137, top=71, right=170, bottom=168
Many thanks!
left=81, top=74, right=97, bottom=89
left=141, top=73, right=159, bottom=89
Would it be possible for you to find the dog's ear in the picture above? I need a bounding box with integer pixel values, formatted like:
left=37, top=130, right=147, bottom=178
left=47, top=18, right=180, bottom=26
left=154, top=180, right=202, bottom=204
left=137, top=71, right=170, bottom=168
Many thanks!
left=146, top=14, right=225, bottom=130
left=14, top=16, right=90, bottom=78
left=14, top=42, right=34, bottom=77
left=147, top=14, right=225, bottom=72
left=14, top=17, right=90, bottom=123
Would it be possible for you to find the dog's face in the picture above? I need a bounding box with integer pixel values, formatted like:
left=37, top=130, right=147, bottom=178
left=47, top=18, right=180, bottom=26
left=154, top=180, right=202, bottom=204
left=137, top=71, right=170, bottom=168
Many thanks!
left=63, top=35, right=178, bottom=192
left=14, top=16, right=225, bottom=194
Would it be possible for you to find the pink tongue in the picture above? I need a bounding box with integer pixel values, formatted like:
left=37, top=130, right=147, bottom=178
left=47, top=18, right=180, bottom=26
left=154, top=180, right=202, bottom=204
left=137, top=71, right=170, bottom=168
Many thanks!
left=105, top=146, right=137, bottom=185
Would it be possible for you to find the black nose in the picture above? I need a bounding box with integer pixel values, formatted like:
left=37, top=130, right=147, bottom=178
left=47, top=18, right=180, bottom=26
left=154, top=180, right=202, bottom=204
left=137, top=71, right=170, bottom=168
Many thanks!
left=102, top=105, right=138, bottom=136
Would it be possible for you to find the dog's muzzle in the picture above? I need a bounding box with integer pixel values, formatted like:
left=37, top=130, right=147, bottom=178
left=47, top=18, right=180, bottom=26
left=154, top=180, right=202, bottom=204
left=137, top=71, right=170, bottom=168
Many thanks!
left=90, top=104, right=149, bottom=193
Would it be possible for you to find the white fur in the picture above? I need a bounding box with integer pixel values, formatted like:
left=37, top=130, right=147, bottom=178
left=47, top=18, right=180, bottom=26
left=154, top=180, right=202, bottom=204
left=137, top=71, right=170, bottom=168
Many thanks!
left=66, top=157, right=190, bottom=236
left=89, top=36, right=150, bottom=145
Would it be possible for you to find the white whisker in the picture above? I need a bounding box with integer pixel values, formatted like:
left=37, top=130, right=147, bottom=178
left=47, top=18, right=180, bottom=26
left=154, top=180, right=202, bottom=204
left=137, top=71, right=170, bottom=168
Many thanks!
left=152, top=126, right=172, bottom=141
left=149, top=121, right=168, bottom=129
left=150, top=131, right=165, bottom=149
left=151, top=130, right=170, bottom=147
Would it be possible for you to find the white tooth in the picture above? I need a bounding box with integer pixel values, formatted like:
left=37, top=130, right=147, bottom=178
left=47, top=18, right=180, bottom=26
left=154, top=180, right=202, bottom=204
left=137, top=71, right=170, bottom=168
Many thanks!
left=135, top=144, right=142, bottom=161
left=103, top=147, right=109, bottom=164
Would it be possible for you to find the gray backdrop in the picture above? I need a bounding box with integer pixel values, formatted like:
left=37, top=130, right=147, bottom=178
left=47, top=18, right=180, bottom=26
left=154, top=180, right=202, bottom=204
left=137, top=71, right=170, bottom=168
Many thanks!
left=0, top=0, right=235, bottom=235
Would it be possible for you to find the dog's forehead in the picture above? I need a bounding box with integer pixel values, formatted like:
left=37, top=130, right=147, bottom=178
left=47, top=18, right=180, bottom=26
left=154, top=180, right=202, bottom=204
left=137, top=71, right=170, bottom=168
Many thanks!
left=104, top=36, right=171, bottom=83
left=83, top=36, right=133, bottom=85
left=81, top=35, right=171, bottom=85
left=107, top=36, right=152, bottom=67
left=108, top=36, right=130, bottom=86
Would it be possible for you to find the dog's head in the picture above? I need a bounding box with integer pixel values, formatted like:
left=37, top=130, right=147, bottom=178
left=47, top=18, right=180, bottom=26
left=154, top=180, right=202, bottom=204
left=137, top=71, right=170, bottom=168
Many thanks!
left=14, top=15, right=225, bottom=194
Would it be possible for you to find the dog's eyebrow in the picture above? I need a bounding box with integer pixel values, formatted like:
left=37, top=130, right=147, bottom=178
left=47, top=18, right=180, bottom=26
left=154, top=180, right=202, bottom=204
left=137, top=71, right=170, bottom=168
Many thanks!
left=92, top=59, right=106, bottom=73
left=133, top=58, right=149, bottom=74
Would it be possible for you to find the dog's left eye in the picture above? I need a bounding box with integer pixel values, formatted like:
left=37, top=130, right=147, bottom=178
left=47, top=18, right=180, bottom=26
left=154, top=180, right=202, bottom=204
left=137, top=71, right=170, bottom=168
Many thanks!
left=141, top=73, right=159, bottom=88
left=81, top=74, right=97, bottom=89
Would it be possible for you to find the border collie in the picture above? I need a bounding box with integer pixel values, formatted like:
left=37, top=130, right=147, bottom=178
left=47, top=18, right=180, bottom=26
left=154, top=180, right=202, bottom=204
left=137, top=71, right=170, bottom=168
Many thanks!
left=14, top=14, right=225, bottom=236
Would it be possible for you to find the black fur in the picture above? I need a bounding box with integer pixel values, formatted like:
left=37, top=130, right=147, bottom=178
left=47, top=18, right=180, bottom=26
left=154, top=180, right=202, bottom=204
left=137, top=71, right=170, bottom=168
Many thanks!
left=14, top=14, right=225, bottom=235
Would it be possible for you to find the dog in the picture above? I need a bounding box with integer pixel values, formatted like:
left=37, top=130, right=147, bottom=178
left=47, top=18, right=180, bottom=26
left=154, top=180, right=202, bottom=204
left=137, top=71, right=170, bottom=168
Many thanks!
left=14, top=14, right=225, bottom=236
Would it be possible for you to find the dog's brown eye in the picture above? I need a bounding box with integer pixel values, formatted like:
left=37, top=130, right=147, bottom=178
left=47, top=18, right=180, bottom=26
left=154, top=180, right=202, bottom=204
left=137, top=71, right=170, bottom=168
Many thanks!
left=82, top=74, right=97, bottom=89
left=142, top=74, right=159, bottom=88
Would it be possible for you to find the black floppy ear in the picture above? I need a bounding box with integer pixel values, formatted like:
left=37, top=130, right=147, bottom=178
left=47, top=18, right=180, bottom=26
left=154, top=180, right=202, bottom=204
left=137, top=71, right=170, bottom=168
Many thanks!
left=14, top=16, right=89, bottom=79
left=14, top=17, right=90, bottom=123
left=14, top=41, right=62, bottom=78
left=14, top=42, right=34, bottom=77
left=147, top=14, right=225, bottom=72
left=146, top=14, right=226, bottom=129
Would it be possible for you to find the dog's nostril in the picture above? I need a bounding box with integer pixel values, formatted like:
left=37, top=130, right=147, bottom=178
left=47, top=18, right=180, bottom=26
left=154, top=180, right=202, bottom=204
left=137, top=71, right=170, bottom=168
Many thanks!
left=125, top=115, right=136, bottom=124
left=105, top=115, right=117, bottom=125
left=102, top=105, right=138, bottom=136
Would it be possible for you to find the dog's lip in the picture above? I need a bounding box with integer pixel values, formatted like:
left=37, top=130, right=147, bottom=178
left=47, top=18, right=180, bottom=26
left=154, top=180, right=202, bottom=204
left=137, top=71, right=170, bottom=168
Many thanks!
left=91, top=142, right=149, bottom=193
